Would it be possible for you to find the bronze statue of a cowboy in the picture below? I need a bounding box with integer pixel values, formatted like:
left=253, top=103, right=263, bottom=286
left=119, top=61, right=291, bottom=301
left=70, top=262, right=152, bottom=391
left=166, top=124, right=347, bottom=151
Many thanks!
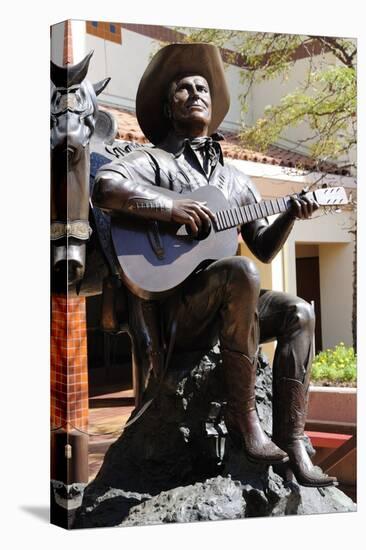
left=93, top=43, right=336, bottom=487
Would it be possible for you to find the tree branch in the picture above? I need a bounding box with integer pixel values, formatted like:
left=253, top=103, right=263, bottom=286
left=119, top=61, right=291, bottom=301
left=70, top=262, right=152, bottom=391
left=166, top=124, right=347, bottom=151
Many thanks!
left=316, top=37, right=355, bottom=67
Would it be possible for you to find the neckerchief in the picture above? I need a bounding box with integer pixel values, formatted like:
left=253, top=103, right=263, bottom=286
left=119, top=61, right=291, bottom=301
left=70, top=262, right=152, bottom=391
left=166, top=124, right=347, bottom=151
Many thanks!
left=187, top=136, right=221, bottom=175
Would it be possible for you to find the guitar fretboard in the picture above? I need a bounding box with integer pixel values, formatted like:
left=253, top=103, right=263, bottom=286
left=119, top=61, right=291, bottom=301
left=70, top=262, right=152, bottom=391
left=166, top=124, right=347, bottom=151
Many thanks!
left=215, top=196, right=293, bottom=231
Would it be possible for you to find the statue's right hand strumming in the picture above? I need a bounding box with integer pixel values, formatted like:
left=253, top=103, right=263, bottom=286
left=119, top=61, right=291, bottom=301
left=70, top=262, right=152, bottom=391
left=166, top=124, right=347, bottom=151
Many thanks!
left=171, top=199, right=216, bottom=237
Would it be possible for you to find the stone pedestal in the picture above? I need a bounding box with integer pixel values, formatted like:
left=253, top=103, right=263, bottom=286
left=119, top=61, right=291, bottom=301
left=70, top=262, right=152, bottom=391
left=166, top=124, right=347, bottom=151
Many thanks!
left=73, top=347, right=355, bottom=528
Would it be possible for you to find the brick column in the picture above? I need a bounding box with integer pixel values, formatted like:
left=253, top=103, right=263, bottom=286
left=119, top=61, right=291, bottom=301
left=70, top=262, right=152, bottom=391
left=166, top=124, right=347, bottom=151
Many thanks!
left=51, top=295, right=89, bottom=484
left=51, top=295, right=89, bottom=431
left=63, top=19, right=73, bottom=65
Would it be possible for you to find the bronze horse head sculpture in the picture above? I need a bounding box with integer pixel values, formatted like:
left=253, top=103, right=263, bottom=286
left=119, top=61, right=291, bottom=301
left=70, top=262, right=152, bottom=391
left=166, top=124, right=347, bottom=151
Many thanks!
left=50, top=51, right=148, bottom=403
left=51, top=51, right=110, bottom=291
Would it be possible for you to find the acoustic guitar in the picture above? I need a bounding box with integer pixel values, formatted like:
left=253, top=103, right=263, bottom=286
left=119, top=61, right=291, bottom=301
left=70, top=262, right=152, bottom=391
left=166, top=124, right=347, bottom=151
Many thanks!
left=111, top=185, right=348, bottom=300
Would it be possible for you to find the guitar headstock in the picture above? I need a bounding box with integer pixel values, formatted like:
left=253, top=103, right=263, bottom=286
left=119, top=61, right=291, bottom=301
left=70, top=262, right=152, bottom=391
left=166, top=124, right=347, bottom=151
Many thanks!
left=308, top=187, right=348, bottom=207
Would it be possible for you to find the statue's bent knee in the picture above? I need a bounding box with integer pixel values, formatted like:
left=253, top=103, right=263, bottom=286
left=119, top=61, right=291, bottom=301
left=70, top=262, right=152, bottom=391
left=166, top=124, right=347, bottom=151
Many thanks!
left=225, top=256, right=260, bottom=296
left=288, top=300, right=315, bottom=334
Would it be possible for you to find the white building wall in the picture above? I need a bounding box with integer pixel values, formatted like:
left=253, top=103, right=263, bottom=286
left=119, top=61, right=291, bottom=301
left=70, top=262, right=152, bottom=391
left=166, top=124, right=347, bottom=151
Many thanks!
left=319, top=243, right=354, bottom=348
left=85, top=30, right=159, bottom=111
left=83, top=34, right=107, bottom=86
left=247, top=52, right=336, bottom=151
left=221, top=64, right=243, bottom=132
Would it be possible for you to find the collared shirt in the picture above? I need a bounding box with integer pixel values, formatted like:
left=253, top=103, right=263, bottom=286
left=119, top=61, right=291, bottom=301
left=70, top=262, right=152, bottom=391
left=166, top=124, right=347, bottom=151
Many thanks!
left=160, top=133, right=223, bottom=177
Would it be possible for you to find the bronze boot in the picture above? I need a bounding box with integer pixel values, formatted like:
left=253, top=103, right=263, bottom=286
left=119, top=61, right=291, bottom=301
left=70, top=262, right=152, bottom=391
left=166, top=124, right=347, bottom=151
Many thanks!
left=222, top=349, right=289, bottom=465
left=273, top=377, right=337, bottom=487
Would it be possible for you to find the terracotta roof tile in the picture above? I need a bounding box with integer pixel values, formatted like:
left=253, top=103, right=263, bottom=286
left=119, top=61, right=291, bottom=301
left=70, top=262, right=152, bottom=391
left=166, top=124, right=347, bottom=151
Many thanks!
left=101, top=106, right=148, bottom=144
left=220, top=131, right=348, bottom=175
left=101, top=105, right=349, bottom=175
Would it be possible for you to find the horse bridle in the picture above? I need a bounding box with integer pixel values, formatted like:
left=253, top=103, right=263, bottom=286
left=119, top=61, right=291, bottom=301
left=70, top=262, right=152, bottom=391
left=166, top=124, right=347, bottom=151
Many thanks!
left=51, top=220, right=92, bottom=241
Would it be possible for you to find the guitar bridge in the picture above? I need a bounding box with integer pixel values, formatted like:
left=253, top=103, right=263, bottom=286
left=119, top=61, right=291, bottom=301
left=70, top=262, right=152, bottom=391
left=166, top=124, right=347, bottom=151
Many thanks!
left=147, top=221, right=165, bottom=259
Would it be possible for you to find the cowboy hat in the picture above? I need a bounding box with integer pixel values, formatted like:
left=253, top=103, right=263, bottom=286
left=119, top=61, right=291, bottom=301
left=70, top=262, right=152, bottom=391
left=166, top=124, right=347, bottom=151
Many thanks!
left=136, top=43, right=230, bottom=145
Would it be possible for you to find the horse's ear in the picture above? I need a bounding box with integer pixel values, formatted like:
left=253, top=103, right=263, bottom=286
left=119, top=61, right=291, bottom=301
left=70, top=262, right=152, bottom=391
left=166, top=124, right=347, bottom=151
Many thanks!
left=51, top=50, right=94, bottom=87
left=93, top=77, right=111, bottom=96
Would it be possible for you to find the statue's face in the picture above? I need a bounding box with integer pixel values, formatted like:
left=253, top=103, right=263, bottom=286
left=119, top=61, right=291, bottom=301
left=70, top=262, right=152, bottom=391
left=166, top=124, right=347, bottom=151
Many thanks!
left=167, top=74, right=212, bottom=136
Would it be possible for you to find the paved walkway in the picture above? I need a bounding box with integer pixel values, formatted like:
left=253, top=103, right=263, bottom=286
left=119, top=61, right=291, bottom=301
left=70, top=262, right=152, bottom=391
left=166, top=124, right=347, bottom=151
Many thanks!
left=88, top=388, right=135, bottom=481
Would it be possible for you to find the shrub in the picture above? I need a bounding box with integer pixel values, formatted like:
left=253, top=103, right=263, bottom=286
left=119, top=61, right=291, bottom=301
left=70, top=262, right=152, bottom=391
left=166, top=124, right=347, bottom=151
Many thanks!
left=311, top=342, right=357, bottom=385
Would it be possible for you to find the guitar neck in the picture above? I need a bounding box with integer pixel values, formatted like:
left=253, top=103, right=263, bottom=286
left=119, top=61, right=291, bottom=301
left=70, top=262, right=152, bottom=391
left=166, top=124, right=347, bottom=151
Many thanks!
left=215, top=195, right=293, bottom=231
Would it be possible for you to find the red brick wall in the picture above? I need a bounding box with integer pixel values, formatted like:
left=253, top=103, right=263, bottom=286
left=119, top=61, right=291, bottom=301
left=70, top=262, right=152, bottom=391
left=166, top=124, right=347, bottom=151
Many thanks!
left=51, top=295, right=89, bottom=432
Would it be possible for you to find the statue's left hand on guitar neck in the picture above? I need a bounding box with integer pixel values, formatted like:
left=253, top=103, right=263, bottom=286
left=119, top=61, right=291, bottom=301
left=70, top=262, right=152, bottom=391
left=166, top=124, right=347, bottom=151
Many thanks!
left=289, top=190, right=319, bottom=220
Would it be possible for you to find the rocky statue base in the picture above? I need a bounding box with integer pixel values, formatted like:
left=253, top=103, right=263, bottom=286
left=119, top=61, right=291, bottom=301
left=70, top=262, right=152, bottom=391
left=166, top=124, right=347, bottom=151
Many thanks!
left=71, top=347, right=355, bottom=528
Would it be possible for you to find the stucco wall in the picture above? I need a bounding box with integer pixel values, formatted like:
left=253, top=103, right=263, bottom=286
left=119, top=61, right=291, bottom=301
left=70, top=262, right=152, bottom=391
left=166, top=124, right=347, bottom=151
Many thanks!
left=287, top=211, right=355, bottom=349
left=319, top=242, right=354, bottom=348
left=85, top=29, right=158, bottom=111
left=248, top=52, right=335, bottom=151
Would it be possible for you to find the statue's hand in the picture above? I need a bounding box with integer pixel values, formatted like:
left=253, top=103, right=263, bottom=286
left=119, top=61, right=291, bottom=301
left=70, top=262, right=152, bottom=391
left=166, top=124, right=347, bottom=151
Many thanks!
left=171, top=199, right=216, bottom=236
left=289, top=192, right=319, bottom=220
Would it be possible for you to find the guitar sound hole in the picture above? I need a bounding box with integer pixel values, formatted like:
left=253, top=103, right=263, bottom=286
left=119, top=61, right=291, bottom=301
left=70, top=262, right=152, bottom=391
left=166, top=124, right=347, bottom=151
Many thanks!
left=176, top=221, right=212, bottom=240
left=188, top=220, right=212, bottom=241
